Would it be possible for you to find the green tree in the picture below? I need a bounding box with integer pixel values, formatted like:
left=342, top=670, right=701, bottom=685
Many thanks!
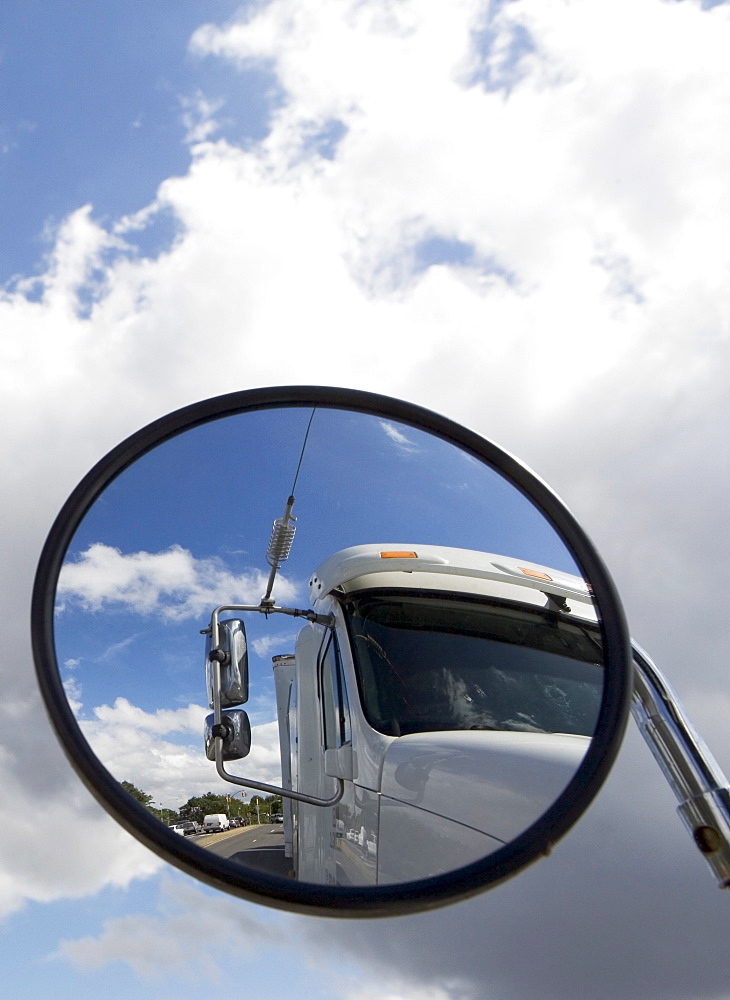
left=249, top=794, right=276, bottom=823
left=179, top=792, right=230, bottom=825
left=121, top=780, right=153, bottom=807
left=120, top=781, right=178, bottom=824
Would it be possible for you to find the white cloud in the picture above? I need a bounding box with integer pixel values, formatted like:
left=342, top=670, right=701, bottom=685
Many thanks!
left=62, top=675, right=83, bottom=716
left=0, top=741, right=162, bottom=919
left=342, top=985, right=468, bottom=1000
left=56, top=876, right=285, bottom=980
left=251, top=633, right=298, bottom=658
left=179, top=91, right=226, bottom=145
left=54, top=873, right=469, bottom=994
left=57, top=543, right=299, bottom=620
left=379, top=420, right=419, bottom=454
left=91, top=697, right=204, bottom=736
left=78, top=698, right=283, bottom=809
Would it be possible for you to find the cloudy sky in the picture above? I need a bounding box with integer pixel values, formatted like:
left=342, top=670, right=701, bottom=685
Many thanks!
left=2, top=0, right=729, bottom=997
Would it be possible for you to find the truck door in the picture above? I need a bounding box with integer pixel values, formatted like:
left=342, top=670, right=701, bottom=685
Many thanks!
left=291, top=623, right=347, bottom=881
left=319, top=629, right=378, bottom=885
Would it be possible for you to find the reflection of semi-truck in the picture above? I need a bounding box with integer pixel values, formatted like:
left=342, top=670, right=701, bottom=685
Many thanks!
left=205, top=545, right=604, bottom=885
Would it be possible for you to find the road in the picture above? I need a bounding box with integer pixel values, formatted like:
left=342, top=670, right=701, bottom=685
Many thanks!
left=192, top=824, right=291, bottom=878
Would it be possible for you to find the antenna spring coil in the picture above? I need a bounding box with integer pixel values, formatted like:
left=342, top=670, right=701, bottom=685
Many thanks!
left=266, top=517, right=296, bottom=567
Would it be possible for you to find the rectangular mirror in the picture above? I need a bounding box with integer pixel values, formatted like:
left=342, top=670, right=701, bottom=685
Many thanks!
left=205, top=709, right=252, bottom=761
left=205, top=618, right=249, bottom=709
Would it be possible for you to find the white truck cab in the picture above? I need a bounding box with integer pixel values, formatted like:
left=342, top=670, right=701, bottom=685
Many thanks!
left=261, top=544, right=603, bottom=885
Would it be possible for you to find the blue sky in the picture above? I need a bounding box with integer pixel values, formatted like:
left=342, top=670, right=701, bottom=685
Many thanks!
left=0, top=878, right=346, bottom=998
left=61, top=407, right=572, bottom=569
left=0, top=0, right=267, bottom=281
left=2, top=1, right=730, bottom=998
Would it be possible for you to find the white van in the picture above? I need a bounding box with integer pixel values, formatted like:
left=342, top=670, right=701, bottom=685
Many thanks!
left=202, top=813, right=229, bottom=832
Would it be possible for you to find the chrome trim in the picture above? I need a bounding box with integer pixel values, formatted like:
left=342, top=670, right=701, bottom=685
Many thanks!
left=632, top=643, right=730, bottom=888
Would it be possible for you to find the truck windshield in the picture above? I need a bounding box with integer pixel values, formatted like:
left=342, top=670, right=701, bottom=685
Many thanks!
left=343, top=591, right=603, bottom=738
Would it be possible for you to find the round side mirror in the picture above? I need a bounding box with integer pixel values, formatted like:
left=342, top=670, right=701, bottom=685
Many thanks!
left=32, top=386, right=631, bottom=916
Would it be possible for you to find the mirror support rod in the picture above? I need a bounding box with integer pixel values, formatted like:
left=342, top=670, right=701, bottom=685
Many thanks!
left=210, top=636, right=343, bottom=808
left=214, top=752, right=345, bottom=808
left=202, top=604, right=335, bottom=637
left=631, top=643, right=730, bottom=888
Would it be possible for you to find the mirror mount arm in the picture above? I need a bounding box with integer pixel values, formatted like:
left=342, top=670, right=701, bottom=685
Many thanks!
left=631, top=643, right=730, bottom=889
left=262, top=606, right=335, bottom=627
left=214, top=750, right=345, bottom=808
left=210, top=643, right=343, bottom=808
left=201, top=605, right=334, bottom=642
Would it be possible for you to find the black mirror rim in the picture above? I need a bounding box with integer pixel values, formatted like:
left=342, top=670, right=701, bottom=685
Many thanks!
left=31, top=385, right=632, bottom=917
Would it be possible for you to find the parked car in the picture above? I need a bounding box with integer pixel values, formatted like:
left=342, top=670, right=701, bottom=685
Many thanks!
left=169, top=821, right=197, bottom=836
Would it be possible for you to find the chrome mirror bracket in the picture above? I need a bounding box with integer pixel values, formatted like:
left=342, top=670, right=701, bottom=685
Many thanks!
left=208, top=617, right=343, bottom=808
left=631, top=643, right=730, bottom=888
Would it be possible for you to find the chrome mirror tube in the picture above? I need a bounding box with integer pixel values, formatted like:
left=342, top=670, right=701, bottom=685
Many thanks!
left=632, top=643, right=730, bottom=888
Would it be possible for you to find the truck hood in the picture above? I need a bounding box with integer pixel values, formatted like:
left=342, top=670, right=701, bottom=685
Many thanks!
left=379, top=729, right=590, bottom=845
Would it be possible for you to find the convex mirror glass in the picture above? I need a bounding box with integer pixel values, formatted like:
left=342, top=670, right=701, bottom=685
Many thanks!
left=33, top=387, right=631, bottom=916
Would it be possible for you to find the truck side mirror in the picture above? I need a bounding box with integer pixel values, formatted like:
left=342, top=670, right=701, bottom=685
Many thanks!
left=205, top=710, right=251, bottom=761
left=205, top=618, right=249, bottom=709
left=31, top=386, right=632, bottom=917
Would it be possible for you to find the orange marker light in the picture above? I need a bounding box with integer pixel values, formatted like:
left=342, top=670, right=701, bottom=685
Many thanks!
left=379, top=551, right=418, bottom=559
left=519, top=567, right=552, bottom=581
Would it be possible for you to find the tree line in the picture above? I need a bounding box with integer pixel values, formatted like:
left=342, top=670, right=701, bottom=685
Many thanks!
left=120, top=780, right=282, bottom=826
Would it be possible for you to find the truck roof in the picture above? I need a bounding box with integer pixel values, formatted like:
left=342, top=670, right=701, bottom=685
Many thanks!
left=308, top=544, right=596, bottom=620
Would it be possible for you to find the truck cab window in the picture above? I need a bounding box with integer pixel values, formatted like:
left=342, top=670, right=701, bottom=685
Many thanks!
left=344, top=591, right=603, bottom=739
left=319, top=631, right=351, bottom=749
